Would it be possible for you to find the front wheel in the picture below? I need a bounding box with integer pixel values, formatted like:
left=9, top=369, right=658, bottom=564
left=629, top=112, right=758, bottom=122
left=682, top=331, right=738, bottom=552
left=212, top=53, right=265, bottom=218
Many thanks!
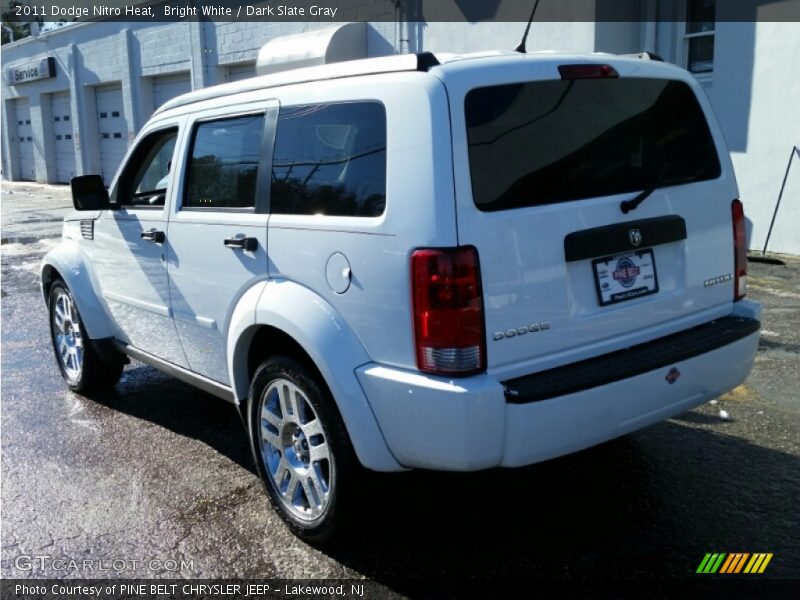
left=48, top=280, right=123, bottom=392
left=247, top=356, right=355, bottom=542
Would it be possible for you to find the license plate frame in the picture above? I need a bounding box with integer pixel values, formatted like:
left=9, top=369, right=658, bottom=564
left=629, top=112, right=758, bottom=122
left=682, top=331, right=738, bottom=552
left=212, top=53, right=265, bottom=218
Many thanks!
left=592, top=249, right=659, bottom=306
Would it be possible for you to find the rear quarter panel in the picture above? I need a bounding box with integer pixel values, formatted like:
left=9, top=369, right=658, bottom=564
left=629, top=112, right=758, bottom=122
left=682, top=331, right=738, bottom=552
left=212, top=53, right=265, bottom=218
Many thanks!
left=265, top=72, right=457, bottom=370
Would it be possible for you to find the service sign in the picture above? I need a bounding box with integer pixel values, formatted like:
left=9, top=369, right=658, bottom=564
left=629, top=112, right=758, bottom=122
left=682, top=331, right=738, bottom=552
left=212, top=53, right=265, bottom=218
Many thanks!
left=8, top=57, right=55, bottom=85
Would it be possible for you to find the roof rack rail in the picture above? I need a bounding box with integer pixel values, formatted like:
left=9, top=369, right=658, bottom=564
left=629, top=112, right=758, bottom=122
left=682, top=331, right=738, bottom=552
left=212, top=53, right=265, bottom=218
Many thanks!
left=156, top=52, right=442, bottom=116
left=623, top=52, right=665, bottom=62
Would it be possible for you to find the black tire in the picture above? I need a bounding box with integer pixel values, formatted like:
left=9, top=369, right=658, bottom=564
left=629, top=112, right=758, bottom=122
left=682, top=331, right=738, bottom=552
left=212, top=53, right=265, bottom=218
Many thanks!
left=247, top=355, right=356, bottom=543
left=48, top=280, right=124, bottom=393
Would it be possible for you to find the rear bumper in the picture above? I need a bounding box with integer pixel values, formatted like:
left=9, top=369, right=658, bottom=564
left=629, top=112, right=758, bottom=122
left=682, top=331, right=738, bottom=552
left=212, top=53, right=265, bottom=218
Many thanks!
left=357, top=301, right=761, bottom=471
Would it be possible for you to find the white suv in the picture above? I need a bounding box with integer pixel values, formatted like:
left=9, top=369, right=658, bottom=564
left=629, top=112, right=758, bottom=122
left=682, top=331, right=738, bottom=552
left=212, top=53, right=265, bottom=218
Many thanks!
left=42, top=51, right=761, bottom=540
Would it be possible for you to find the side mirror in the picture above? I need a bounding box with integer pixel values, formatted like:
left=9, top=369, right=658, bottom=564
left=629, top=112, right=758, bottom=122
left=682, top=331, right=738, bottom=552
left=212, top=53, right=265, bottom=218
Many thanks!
left=70, top=175, right=111, bottom=210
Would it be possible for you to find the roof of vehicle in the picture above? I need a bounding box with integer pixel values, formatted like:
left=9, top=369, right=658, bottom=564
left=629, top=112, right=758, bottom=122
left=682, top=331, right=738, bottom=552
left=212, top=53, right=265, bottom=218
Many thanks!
left=155, top=50, right=682, bottom=116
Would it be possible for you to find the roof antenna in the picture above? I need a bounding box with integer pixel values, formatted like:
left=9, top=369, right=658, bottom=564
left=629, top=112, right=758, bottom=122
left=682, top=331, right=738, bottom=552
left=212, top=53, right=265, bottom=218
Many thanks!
left=514, top=0, right=542, bottom=53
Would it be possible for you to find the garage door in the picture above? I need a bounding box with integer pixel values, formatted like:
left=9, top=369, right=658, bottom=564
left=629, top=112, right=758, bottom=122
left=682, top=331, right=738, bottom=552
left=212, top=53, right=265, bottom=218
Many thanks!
left=95, top=85, right=127, bottom=184
left=226, top=63, right=255, bottom=82
left=51, top=92, right=76, bottom=183
left=153, top=73, right=191, bottom=112
left=14, top=98, right=35, bottom=181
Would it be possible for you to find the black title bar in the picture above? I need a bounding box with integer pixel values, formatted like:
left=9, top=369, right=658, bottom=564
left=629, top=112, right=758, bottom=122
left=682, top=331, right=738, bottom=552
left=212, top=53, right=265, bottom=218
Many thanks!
left=2, top=0, right=800, bottom=24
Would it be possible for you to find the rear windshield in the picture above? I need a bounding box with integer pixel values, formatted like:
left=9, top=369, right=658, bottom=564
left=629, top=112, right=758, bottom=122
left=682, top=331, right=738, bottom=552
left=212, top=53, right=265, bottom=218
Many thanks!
left=465, top=78, right=721, bottom=211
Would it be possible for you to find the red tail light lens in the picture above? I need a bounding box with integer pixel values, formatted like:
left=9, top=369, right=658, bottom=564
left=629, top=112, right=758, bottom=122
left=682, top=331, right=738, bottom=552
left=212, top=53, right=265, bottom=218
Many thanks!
left=732, top=199, right=747, bottom=301
left=558, top=64, right=619, bottom=80
left=411, top=246, right=486, bottom=376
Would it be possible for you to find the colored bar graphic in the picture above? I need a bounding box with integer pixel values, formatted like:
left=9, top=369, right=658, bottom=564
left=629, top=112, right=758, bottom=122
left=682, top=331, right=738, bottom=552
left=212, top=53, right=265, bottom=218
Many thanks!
left=734, top=553, right=750, bottom=573
left=697, top=553, right=727, bottom=573
left=697, top=553, right=713, bottom=573
left=720, top=553, right=739, bottom=574
left=719, top=554, right=736, bottom=573
left=744, top=554, right=761, bottom=573
left=711, top=553, right=726, bottom=573
left=758, top=553, right=773, bottom=573
left=698, top=552, right=773, bottom=574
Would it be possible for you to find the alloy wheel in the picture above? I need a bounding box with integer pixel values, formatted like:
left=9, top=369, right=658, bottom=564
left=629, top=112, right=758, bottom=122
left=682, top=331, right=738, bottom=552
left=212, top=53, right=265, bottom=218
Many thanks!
left=258, top=378, right=334, bottom=522
left=51, top=289, right=84, bottom=383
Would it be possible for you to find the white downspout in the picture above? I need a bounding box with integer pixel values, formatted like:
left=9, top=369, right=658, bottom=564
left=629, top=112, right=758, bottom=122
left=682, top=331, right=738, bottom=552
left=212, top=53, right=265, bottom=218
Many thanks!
left=643, top=0, right=658, bottom=54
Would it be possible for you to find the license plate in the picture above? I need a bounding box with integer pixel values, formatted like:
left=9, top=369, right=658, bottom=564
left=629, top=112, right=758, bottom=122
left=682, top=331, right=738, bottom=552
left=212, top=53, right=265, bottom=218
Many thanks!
left=592, top=249, right=659, bottom=306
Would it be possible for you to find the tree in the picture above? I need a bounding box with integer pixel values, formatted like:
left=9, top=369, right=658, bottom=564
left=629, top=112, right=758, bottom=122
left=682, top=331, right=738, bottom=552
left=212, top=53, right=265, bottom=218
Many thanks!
left=1, top=1, right=42, bottom=45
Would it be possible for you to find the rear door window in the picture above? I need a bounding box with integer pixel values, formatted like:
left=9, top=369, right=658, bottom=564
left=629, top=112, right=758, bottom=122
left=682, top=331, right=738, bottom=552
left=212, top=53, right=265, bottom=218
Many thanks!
left=465, top=78, right=721, bottom=211
left=184, top=114, right=264, bottom=210
left=270, top=101, right=387, bottom=217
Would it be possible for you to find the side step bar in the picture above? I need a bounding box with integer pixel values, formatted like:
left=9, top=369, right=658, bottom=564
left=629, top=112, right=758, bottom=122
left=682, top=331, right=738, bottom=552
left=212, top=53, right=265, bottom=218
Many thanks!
left=115, top=342, right=236, bottom=404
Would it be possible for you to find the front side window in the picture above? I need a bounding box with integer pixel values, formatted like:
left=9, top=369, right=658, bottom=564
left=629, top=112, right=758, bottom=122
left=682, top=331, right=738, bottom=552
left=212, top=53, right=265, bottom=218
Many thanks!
left=271, top=102, right=387, bottom=217
left=117, top=128, right=178, bottom=207
left=685, top=0, right=716, bottom=74
left=184, top=114, right=264, bottom=209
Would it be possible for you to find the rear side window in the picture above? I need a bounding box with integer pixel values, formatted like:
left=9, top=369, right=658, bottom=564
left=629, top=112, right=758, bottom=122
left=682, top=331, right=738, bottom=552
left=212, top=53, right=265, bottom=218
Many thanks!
left=465, top=78, right=721, bottom=211
left=271, top=101, right=386, bottom=217
left=184, top=114, right=263, bottom=209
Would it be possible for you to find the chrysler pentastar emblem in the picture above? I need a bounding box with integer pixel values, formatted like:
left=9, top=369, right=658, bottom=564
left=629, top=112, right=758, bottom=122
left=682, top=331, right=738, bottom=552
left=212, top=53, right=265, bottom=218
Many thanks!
left=629, top=228, right=642, bottom=247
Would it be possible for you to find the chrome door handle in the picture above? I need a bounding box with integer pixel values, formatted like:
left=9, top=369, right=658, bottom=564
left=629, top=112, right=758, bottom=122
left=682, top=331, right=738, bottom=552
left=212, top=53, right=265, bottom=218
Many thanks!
left=141, top=229, right=165, bottom=243
left=224, top=236, right=258, bottom=252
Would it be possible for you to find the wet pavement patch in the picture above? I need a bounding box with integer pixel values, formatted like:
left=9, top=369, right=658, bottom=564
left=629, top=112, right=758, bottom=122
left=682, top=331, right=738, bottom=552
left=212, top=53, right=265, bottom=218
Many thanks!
left=1, top=185, right=798, bottom=584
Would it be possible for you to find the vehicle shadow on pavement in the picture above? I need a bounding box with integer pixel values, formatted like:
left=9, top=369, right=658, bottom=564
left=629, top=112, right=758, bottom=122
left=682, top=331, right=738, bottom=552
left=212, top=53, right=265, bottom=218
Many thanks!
left=325, top=421, right=799, bottom=588
left=80, top=366, right=799, bottom=587
left=86, top=364, right=255, bottom=474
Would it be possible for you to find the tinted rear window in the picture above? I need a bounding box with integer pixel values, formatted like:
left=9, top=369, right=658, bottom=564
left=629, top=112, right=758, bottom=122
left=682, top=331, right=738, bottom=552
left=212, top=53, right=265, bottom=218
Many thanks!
left=465, top=78, right=721, bottom=211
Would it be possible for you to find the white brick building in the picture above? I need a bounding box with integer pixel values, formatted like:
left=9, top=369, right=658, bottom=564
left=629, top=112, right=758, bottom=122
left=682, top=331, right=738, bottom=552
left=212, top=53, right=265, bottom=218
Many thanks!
left=2, top=10, right=798, bottom=254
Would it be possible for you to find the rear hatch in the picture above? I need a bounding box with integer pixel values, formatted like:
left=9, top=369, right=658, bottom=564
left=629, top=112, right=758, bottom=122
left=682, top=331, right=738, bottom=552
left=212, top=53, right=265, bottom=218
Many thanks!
left=439, top=55, right=740, bottom=377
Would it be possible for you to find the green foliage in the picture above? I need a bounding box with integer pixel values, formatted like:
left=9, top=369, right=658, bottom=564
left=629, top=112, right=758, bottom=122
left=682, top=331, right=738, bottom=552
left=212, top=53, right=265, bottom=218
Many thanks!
left=1, top=1, right=35, bottom=44
left=0, top=0, right=44, bottom=44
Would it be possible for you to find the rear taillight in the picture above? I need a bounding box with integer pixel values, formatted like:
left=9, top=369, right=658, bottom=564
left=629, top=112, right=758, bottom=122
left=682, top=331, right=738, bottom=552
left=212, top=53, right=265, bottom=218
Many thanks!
left=558, top=64, right=619, bottom=80
left=732, top=199, right=747, bottom=301
left=411, top=246, right=486, bottom=376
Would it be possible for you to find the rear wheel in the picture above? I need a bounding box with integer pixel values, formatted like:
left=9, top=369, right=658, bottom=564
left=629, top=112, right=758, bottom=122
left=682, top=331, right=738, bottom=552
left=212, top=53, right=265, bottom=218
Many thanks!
left=248, top=356, right=355, bottom=542
left=48, top=280, right=124, bottom=392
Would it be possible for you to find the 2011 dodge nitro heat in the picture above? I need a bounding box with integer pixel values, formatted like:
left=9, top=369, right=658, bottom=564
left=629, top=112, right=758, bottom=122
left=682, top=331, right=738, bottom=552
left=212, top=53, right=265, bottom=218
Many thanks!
left=42, top=50, right=761, bottom=541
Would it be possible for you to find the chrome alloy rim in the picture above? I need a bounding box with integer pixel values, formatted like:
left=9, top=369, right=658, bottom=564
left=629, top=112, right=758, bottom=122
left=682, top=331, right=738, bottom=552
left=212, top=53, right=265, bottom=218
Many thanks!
left=258, top=378, right=334, bottom=522
left=52, top=290, right=84, bottom=382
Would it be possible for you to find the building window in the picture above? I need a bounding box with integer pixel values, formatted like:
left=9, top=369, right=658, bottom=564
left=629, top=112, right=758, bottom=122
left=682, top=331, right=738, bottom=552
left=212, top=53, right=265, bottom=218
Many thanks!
left=685, top=0, right=715, bottom=74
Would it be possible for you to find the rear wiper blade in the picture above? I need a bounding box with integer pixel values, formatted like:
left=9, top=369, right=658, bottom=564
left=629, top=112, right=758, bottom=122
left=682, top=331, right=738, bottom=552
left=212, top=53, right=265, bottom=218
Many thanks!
left=620, top=187, right=656, bottom=214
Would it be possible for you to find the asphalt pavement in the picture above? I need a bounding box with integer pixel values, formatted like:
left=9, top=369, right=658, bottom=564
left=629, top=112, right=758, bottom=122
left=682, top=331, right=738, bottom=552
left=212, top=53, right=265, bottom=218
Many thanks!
left=1, top=182, right=798, bottom=592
